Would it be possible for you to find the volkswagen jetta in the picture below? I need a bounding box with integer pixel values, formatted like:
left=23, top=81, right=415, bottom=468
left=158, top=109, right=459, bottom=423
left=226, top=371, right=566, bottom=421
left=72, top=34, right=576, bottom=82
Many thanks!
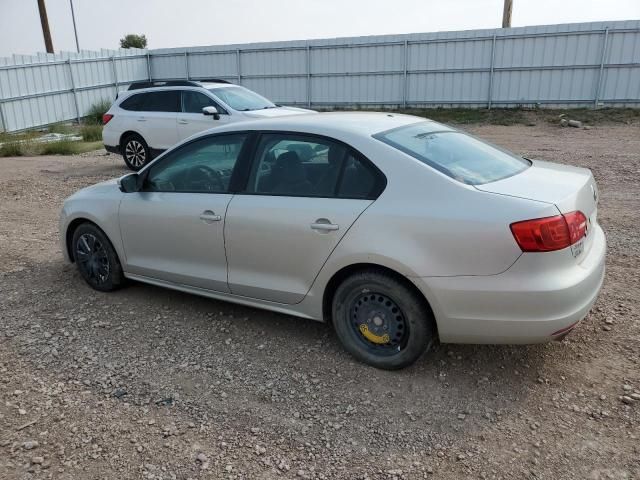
left=60, top=113, right=606, bottom=369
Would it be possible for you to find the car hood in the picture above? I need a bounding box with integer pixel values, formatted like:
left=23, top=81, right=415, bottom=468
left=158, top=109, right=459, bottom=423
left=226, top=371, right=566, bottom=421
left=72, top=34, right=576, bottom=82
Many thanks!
left=242, top=106, right=316, bottom=118
left=474, top=159, right=597, bottom=216
left=67, top=178, right=120, bottom=200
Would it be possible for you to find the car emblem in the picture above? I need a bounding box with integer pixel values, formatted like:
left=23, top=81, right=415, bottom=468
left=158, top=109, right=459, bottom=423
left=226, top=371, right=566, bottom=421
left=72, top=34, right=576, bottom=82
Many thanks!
left=590, top=184, right=597, bottom=202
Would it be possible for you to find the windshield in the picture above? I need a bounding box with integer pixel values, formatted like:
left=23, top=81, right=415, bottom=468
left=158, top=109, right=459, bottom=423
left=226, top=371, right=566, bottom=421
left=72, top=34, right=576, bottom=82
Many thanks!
left=374, top=122, right=530, bottom=185
left=208, top=86, right=276, bottom=111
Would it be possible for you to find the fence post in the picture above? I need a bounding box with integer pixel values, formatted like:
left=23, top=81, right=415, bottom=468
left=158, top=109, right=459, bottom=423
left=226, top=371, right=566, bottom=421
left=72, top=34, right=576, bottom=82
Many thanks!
left=594, top=27, right=609, bottom=108
left=67, top=58, right=81, bottom=122
left=0, top=76, right=7, bottom=132
left=236, top=49, right=241, bottom=84
left=184, top=51, right=190, bottom=79
left=111, top=56, right=118, bottom=95
left=487, top=34, right=497, bottom=109
left=307, top=44, right=312, bottom=108
left=147, top=51, right=152, bottom=80
left=402, top=39, right=408, bottom=108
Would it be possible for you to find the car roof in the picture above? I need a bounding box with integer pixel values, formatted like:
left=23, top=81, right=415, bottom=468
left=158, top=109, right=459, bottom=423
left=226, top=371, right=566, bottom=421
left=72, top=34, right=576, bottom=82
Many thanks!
left=205, top=112, right=438, bottom=138
left=199, top=82, right=237, bottom=89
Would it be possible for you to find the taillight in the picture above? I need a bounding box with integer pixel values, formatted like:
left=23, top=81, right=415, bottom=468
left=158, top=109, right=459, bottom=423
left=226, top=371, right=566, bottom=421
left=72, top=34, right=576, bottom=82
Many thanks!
left=510, top=211, right=587, bottom=252
left=102, top=113, right=114, bottom=125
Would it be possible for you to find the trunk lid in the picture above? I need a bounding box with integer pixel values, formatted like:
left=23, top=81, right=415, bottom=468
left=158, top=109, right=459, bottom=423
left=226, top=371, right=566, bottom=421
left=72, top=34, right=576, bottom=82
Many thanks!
left=476, top=159, right=599, bottom=260
left=475, top=159, right=598, bottom=216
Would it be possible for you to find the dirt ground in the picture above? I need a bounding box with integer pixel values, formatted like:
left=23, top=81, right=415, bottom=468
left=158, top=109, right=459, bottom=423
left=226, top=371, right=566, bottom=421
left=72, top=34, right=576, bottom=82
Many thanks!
left=0, top=123, right=639, bottom=480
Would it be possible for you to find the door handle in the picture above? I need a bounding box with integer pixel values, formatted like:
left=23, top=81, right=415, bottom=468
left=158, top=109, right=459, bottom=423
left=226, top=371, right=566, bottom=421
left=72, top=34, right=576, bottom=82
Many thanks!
left=199, top=210, right=222, bottom=224
left=178, top=119, right=189, bottom=124
left=137, top=117, right=146, bottom=122
left=311, top=219, right=339, bottom=232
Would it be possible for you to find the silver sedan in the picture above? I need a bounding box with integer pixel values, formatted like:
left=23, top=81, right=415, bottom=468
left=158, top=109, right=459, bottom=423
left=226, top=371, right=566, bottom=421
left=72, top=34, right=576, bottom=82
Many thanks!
left=59, top=112, right=606, bottom=369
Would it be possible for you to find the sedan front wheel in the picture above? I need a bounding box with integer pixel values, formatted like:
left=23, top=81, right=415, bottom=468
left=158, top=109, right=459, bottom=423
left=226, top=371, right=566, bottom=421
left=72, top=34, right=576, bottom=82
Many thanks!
left=72, top=223, right=124, bottom=292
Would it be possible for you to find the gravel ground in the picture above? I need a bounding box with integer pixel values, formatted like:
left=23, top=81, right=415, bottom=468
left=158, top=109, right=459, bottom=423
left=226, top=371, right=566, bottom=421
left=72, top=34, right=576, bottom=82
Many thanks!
left=0, top=123, right=639, bottom=480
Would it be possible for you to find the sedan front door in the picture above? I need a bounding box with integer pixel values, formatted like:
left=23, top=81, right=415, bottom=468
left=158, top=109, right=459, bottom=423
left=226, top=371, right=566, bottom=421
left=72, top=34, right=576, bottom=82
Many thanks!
left=119, top=133, right=248, bottom=292
left=225, top=133, right=385, bottom=304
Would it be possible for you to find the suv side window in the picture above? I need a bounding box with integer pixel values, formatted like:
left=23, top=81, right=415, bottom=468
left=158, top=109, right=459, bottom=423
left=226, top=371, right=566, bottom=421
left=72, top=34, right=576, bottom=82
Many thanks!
left=245, top=133, right=385, bottom=199
left=144, top=134, right=247, bottom=193
left=139, top=91, right=180, bottom=112
left=182, top=91, right=226, bottom=114
left=120, top=93, right=143, bottom=111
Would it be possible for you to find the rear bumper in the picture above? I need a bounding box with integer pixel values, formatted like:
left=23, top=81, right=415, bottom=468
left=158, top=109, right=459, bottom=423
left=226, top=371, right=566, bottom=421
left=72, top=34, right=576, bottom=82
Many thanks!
left=104, top=144, right=120, bottom=155
left=412, top=225, right=606, bottom=344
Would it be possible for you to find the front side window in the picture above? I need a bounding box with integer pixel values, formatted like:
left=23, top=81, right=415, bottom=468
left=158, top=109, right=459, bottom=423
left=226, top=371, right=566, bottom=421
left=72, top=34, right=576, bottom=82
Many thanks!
left=182, top=91, right=225, bottom=114
left=374, top=122, right=530, bottom=185
left=246, top=134, right=384, bottom=199
left=139, top=91, right=180, bottom=113
left=145, top=134, right=246, bottom=193
left=209, top=86, right=276, bottom=111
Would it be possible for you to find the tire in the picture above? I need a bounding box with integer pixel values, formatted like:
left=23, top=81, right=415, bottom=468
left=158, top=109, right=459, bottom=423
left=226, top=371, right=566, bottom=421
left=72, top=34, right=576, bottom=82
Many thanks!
left=121, top=133, right=150, bottom=171
left=71, top=223, right=124, bottom=292
left=331, top=270, right=436, bottom=370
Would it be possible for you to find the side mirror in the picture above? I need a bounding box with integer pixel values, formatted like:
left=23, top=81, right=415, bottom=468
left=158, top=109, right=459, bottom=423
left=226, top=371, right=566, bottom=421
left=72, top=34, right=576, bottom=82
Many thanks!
left=118, top=173, right=140, bottom=193
left=202, top=106, right=220, bottom=120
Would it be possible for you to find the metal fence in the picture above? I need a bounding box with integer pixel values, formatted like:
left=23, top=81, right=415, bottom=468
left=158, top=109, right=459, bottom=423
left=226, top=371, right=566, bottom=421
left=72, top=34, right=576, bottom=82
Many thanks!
left=0, top=48, right=149, bottom=132
left=1, top=20, right=639, bottom=132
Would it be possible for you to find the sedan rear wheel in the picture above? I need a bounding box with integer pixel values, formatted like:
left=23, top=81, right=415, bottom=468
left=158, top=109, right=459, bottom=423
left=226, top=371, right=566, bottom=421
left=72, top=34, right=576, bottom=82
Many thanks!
left=332, top=270, right=436, bottom=370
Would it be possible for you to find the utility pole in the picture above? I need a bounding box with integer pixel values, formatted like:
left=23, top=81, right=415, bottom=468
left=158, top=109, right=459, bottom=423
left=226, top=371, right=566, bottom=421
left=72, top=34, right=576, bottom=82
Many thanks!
left=37, top=0, right=54, bottom=53
left=502, top=0, right=513, bottom=28
left=70, top=0, right=80, bottom=52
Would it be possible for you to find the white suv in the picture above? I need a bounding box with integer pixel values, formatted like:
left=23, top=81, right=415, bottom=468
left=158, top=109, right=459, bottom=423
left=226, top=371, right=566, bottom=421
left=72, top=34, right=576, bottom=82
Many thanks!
left=102, top=80, right=314, bottom=170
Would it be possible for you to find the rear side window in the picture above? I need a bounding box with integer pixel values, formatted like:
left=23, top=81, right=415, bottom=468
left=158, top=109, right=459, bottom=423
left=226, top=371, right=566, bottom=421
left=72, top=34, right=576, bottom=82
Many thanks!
left=142, top=91, right=180, bottom=112
left=120, top=93, right=142, bottom=111
left=245, top=133, right=384, bottom=199
left=374, top=122, right=530, bottom=185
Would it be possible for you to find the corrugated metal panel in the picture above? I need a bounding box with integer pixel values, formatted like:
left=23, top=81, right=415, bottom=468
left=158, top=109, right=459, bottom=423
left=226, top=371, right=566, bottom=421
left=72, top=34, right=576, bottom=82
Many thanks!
left=2, top=21, right=640, bottom=132
left=0, top=48, right=148, bottom=132
left=189, top=51, right=237, bottom=79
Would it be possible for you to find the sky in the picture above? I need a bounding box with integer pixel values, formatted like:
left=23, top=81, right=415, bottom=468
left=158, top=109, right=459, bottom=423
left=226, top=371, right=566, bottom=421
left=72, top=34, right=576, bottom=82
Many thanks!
left=1, top=0, right=639, bottom=57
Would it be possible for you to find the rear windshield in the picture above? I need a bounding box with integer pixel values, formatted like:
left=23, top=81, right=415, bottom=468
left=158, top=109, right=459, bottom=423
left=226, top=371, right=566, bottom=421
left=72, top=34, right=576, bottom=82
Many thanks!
left=374, top=122, right=530, bottom=185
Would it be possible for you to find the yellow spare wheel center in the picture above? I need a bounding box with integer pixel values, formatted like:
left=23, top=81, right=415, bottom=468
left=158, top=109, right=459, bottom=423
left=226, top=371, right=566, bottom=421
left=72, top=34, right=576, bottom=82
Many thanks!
left=359, top=324, right=390, bottom=344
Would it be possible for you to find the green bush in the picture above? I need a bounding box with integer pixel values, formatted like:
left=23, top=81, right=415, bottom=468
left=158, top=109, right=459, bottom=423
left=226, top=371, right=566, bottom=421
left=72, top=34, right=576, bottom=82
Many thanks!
left=40, top=140, right=78, bottom=155
left=0, top=141, right=24, bottom=157
left=80, top=124, right=103, bottom=142
left=85, top=99, right=112, bottom=124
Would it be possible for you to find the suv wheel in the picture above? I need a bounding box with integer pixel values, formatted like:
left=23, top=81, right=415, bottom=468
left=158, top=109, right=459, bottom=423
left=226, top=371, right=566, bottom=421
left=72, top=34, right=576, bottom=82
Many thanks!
left=331, top=270, right=437, bottom=370
left=122, top=134, right=150, bottom=171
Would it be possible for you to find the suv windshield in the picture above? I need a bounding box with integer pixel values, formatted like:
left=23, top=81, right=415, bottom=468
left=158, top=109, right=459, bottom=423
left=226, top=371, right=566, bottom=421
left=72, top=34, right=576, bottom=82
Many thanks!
left=374, top=122, right=530, bottom=185
left=208, top=86, right=276, bottom=111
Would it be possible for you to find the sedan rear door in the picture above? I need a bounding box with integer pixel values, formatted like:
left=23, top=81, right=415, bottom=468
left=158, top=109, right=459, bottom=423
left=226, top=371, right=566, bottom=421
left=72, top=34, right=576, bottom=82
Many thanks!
left=224, top=133, right=385, bottom=304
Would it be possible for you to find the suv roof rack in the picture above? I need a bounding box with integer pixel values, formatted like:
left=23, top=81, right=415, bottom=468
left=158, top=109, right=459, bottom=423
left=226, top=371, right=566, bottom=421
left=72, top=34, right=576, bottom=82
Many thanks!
left=196, top=78, right=232, bottom=84
left=127, top=79, right=232, bottom=91
left=127, top=80, right=198, bottom=91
